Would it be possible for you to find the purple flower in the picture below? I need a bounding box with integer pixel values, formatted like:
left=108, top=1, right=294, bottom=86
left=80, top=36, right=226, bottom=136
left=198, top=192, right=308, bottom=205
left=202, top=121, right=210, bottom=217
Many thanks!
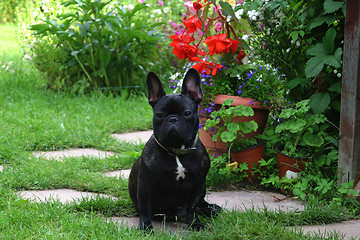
left=250, top=101, right=254, bottom=104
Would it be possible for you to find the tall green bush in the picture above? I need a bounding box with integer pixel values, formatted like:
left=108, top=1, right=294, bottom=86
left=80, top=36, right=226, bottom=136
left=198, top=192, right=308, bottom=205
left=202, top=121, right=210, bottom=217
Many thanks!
left=247, top=0, right=344, bottom=123
left=18, top=0, right=164, bottom=94
left=0, top=0, right=19, bottom=23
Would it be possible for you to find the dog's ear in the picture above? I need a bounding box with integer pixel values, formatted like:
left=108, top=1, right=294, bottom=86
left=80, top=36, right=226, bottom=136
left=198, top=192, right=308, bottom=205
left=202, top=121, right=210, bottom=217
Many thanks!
left=181, top=68, right=203, bottom=105
left=146, top=72, right=166, bottom=107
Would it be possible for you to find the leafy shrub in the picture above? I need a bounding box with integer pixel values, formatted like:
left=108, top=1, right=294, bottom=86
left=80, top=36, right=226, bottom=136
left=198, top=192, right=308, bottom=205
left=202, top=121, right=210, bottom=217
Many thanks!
left=0, top=0, right=20, bottom=23
left=19, top=0, right=164, bottom=94
left=247, top=0, right=344, bottom=123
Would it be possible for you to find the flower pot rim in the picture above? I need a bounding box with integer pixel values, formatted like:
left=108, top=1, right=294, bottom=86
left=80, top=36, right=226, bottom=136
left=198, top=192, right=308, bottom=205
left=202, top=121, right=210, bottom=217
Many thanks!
left=214, top=94, right=269, bottom=110
left=276, top=144, right=310, bottom=160
left=231, top=139, right=265, bottom=153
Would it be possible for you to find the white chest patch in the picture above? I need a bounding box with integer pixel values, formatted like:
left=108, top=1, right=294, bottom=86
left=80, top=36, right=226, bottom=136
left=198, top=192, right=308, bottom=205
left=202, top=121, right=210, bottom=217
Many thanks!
left=175, top=156, right=186, bottom=181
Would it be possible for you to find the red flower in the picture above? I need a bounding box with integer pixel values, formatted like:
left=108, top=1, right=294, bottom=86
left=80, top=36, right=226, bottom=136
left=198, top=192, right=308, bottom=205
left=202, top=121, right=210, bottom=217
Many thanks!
left=170, top=34, right=205, bottom=61
left=183, top=16, right=203, bottom=34
left=193, top=0, right=202, bottom=11
left=204, top=34, right=240, bottom=55
left=192, top=57, right=224, bottom=76
left=237, top=49, right=246, bottom=64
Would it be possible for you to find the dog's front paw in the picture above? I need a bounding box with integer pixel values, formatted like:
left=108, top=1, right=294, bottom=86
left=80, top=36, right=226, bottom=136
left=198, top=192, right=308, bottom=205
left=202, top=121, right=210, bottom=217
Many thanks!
left=197, top=201, right=222, bottom=217
left=188, top=220, right=205, bottom=231
left=139, top=222, right=154, bottom=232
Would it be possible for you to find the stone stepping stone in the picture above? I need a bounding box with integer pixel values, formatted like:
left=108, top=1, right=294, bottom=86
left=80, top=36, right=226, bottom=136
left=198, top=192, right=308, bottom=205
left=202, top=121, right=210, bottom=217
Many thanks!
left=111, top=130, right=153, bottom=144
left=296, top=220, right=360, bottom=240
left=19, top=188, right=117, bottom=203
left=32, top=148, right=117, bottom=160
left=205, top=191, right=304, bottom=212
left=102, top=169, right=131, bottom=179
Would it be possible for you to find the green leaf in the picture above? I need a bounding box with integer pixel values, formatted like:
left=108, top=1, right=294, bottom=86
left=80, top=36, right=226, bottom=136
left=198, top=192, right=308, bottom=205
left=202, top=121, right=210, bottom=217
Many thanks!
left=279, top=108, right=293, bottom=119
left=328, top=82, right=341, bottom=93
left=233, top=105, right=254, bottom=117
left=289, top=119, right=306, bottom=133
left=334, top=47, right=343, bottom=61
left=222, top=98, right=234, bottom=106
left=303, top=131, right=324, bottom=147
left=227, top=122, right=240, bottom=134
left=290, top=31, right=298, bottom=42
left=288, top=77, right=306, bottom=89
left=309, top=92, right=331, bottom=113
left=306, top=43, right=327, bottom=57
left=305, top=56, right=324, bottom=78
left=219, top=1, right=236, bottom=19
left=324, top=0, right=345, bottom=14
left=322, top=55, right=341, bottom=68
left=311, top=114, right=327, bottom=124
left=220, top=131, right=237, bottom=142
left=323, top=28, right=336, bottom=53
left=239, top=121, right=258, bottom=134
left=236, top=18, right=253, bottom=35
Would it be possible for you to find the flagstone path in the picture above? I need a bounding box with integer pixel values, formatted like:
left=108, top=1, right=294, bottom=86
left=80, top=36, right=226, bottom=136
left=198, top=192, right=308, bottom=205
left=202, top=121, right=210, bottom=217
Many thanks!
left=33, top=148, right=117, bottom=160
left=10, top=130, right=359, bottom=238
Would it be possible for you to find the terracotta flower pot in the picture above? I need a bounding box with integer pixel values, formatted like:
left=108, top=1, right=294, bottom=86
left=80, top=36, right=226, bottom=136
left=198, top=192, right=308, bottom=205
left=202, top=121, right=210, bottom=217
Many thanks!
left=276, top=145, right=309, bottom=179
left=231, top=140, right=265, bottom=180
left=199, top=94, right=269, bottom=155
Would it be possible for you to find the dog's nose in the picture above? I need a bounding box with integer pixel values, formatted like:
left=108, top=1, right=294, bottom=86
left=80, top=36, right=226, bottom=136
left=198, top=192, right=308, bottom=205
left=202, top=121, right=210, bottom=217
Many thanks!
left=168, top=116, right=178, bottom=124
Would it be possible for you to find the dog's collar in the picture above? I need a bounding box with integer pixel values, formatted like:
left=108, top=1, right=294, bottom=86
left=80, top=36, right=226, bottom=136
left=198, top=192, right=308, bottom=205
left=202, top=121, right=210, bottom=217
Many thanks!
left=154, top=134, right=199, bottom=156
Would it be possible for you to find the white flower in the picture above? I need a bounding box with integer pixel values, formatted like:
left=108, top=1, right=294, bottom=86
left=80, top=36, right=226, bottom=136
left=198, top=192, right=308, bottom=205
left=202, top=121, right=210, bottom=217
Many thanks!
left=184, top=2, right=192, bottom=8
left=286, top=48, right=291, bottom=53
left=333, top=69, right=338, bottom=74
left=242, top=34, right=249, bottom=41
left=153, top=9, right=162, bottom=15
left=163, top=7, right=169, bottom=13
left=23, top=53, right=32, bottom=61
left=296, top=41, right=300, bottom=47
left=126, top=4, right=134, bottom=11
left=235, top=8, right=244, bottom=19
left=337, top=73, right=342, bottom=78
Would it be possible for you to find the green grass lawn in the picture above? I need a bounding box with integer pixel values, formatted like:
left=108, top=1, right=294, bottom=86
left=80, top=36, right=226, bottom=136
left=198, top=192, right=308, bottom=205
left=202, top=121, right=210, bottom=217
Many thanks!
left=0, top=23, right=353, bottom=239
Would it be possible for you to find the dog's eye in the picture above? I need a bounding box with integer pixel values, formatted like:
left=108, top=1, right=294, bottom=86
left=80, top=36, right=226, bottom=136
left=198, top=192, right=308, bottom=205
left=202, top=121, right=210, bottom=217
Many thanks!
left=183, top=111, right=192, bottom=116
left=156, top=113, right=164, bottom=118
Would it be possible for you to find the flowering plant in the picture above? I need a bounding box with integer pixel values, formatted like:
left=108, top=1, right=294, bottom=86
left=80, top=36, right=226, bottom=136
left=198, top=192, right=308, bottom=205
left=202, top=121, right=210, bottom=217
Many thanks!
left=169, top=0, right=284, bottom=113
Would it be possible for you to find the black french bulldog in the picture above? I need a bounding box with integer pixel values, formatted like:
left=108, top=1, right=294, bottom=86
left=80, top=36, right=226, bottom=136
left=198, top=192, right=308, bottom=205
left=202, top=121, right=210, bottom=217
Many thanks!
left=128, top=68, right=220, bottom=231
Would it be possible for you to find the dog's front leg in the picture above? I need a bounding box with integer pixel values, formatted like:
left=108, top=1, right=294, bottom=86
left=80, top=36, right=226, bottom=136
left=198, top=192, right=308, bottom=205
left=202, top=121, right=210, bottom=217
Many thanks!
left=186, top=184, right=206, bottom=231
left=137, top=177, right=153, bottom=231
